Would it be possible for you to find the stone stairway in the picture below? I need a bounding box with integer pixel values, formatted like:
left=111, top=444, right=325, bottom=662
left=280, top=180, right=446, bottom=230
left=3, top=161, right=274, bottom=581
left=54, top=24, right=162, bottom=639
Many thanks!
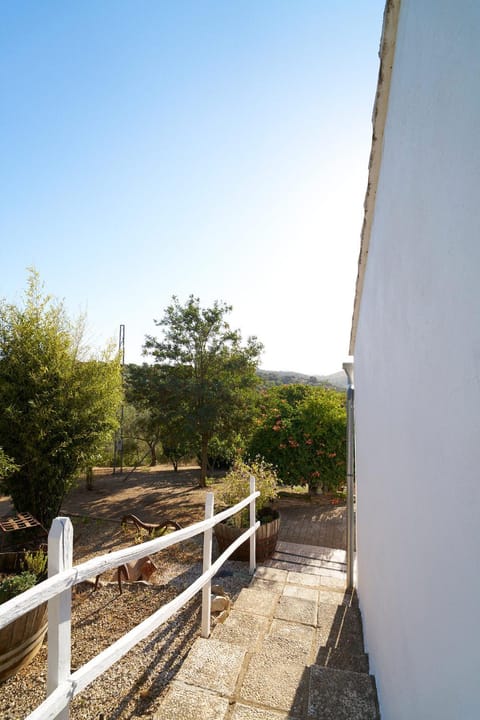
left=154, top=543, right=380, bottom=720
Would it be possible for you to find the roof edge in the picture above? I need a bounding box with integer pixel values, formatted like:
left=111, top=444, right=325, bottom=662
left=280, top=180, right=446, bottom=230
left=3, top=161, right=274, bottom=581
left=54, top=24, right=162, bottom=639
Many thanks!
left=349, top=0, right=402, bottom=354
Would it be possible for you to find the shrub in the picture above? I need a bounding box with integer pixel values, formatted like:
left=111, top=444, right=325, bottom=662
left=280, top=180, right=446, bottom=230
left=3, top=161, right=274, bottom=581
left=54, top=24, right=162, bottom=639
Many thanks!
left=217, top=457, right=278, bottom=527
left=22, top=549, right=48, bottom=581
left=248, top=385, right=346, bottom=492
left=0, top=572, right=37, bottom=604
left=0, top=271, right=123, bottom=527
left=0, top=448, right=18, bottom=481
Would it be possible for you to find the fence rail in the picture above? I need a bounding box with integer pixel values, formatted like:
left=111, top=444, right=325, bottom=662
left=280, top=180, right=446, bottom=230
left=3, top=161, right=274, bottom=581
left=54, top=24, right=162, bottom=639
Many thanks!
left=0, top=478, right=259, bottom=720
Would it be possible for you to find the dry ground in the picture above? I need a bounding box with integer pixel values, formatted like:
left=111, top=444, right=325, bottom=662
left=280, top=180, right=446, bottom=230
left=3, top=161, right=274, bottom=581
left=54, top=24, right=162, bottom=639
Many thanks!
left=0, top=465, right=251, bottom=719
left=0, top=465, right=344, bottom=719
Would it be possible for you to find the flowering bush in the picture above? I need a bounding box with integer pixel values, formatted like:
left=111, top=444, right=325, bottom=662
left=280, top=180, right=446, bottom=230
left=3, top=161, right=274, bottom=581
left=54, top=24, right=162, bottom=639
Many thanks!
left=247, top=385, right=346, bottom=492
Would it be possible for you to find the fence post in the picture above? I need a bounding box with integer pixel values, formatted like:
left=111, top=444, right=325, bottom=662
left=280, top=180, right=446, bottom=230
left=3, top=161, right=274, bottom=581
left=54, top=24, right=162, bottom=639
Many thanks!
left=201, top=492, right=214, bottom=638
left=249, top=475, right=256, bottom=575
left=47, top=517, right=73, bottom=719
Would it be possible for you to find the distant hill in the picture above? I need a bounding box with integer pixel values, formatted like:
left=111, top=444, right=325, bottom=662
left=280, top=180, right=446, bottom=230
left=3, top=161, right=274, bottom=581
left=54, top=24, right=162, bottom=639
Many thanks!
left=257, top=369, right=346, bottom=390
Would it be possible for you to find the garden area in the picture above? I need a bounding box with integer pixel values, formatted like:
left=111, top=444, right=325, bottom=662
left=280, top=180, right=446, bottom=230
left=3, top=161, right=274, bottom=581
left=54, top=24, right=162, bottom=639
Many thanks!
left=0, top=274, right=347, bottom=717
left=0, top=462, right=345, bottom=719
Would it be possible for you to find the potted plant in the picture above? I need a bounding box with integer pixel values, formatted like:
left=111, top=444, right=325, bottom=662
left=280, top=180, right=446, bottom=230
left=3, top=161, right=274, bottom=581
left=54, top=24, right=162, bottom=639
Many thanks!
left=0, top=548, right=48, bottom=681
left=214, top=458, right=280, bottom=562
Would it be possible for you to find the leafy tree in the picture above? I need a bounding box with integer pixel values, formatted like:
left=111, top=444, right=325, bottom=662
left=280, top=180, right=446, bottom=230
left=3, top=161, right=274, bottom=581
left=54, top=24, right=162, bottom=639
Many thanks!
left=248, top=384, right=346, bottom=492
left=124, top=363, right=192, bottom=470
left=0, top=271, right=123, bottom=527
left=201, top=432, right=243, bottom=471
left=0, top=448, right=18, bottom=480
left=144, top=296, right=263, bottom=486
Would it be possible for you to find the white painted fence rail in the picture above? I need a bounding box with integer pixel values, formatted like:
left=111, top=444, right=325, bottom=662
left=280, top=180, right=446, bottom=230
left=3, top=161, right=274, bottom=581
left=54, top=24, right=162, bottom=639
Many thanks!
left=0, top=478, right=259, bottom=720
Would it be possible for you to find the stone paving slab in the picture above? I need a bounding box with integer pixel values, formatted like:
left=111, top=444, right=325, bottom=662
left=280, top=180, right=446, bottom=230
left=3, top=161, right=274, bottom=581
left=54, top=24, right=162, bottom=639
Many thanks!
left=253, top=629, right=310, bottom=666
left=288, top=566, right=347, bottom=590
left=254, top=566, right=289, bottom=583
left=234, top=587, right=280, bottom=616
left=268, top=619, right=315, bottom=664
left=274, top=595, right=317, bottom=626
left=176, top=637, right=245, bottom=695
left=316, top=602, right=342, bottom=645
left=250, top=577, right=288, bottom=593
left=154, top=682, right=229, bottom=720
left=307, top=666, right=379, bottom=719
left=285, top=571, right=339, bottom=589
left=231, top=704, right=294, bottom=719
left=318, top=589, right=350, bottom=606
left=283, top=584, right=318, bottom=602
left=240, top=653, right=308, bottom=715
left=211, top=609, right=270, bottom=649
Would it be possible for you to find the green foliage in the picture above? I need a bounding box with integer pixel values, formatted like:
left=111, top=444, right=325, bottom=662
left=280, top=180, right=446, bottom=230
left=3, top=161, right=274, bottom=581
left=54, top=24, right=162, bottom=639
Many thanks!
left=0, top=572, right=37, bottom=604
left=198, top=434, right=241, bottom=471
left=22, top=549, right=48, bottom=581
left=218, top=457, right=278, bottom=527
left=257, top=369, right=346, bottom=390
left=0, top=448, right=18, bottom=481
left=124, top=363, right=192, bottom=470
left=144, top=296, right=263, bottom=485
left=247, top=384, right=346, bottom=492
left=0, top=270, right=123, bottom=526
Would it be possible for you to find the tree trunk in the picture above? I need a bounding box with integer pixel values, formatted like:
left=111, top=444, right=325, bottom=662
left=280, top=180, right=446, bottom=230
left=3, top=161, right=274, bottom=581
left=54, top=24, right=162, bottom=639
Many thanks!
left=85, top=467, right=94, bottom=491
left=200, top=436, right=208, bottom=488
left=149, top=443, right=157, bottom=467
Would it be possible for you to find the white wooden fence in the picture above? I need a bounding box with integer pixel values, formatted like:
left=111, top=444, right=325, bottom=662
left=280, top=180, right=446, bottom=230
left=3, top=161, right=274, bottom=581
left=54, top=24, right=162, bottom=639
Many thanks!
left=0, top=478, right=259, bottom=720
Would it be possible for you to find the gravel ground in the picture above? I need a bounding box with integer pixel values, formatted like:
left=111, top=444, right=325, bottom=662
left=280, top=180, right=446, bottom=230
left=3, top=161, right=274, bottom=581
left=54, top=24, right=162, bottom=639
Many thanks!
left=0, top=537, right=253, bottom=720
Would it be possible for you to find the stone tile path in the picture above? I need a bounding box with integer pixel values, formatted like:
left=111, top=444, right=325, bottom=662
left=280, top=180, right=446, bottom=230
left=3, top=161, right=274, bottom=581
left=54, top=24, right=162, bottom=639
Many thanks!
left=277, top=500, right=346, bottom=551
left=153, top=543, right=380, bottom=720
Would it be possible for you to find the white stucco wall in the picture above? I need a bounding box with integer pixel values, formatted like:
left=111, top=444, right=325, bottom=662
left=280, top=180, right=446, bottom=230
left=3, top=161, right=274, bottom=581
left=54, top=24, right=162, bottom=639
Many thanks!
left=354, top=1, right=480, bottom=718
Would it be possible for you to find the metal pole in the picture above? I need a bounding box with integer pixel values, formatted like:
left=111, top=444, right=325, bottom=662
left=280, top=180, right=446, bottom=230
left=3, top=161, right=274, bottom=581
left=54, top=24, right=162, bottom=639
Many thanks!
left=118, top=325, right=125, bottom=474
left=343, top=359, right=355, bottom=590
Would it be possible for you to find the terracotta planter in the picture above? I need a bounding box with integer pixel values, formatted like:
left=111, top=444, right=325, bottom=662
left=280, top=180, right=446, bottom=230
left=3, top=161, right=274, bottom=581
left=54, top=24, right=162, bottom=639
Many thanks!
left=0, top=602, right=48, bottom=681
left=214, top=508, right=280, bottom=562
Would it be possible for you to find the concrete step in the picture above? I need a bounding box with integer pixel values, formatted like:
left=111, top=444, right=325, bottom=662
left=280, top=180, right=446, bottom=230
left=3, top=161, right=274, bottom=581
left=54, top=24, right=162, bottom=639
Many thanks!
left=153, top=556, right=378, bottom=720
left=307, top=665, right=380, bottom=719
left=263, top=541, right=347, bottom=580
left=314, top=647, right=370, bottom=674
left=154, top=652, right=378, bottom=720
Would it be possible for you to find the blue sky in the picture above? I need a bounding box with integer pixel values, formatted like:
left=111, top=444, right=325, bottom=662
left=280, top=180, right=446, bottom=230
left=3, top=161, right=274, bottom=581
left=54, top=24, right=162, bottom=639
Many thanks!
left=1, top=1, right=384, bottom=375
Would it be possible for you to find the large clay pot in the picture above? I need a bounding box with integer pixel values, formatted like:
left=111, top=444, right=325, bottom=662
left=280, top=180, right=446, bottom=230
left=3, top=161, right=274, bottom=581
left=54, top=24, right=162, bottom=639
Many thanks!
left=214, top=508, right=280, bottom=562
left=0, top=601, right=48, bottom=681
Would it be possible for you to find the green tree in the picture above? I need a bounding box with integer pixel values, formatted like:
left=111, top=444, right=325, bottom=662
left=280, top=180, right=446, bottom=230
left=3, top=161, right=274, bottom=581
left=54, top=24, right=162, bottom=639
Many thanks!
left=0, top=271, right=123, bottom=527
left=0, top=448, right=18, bottom=480
left=124, top=363, right=192, bottom=470
left=144, top=296, right=263, bottom=486
left=248, top=384, right=346, bottom=492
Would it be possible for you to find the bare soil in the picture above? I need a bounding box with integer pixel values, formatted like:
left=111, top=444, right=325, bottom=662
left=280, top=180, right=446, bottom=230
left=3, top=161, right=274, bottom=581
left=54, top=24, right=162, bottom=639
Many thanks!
left=0, top=465, right=342, bottom=719
left=0, top=465, right=251, bottom=719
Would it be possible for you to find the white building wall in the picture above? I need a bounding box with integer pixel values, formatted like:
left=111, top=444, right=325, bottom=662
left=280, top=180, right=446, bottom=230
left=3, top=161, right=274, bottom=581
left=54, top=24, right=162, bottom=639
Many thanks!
left=354, top=1, right=480, bottom=718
